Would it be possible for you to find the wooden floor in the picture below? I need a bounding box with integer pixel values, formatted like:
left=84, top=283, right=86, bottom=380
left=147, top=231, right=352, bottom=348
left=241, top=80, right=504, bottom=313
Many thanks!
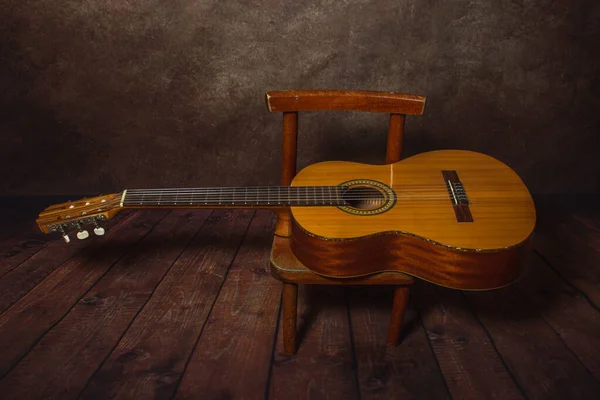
left=0, top=196, right=599, bottom=399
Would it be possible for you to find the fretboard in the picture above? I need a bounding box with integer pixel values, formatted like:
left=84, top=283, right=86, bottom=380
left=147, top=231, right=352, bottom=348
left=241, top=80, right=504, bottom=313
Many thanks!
left=122, top=187, right=347, bottom=207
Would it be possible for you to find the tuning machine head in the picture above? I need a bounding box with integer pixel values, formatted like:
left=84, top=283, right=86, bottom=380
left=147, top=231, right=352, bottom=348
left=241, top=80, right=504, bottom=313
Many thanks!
left=52, top=215, right=107, bottom=244
left=58, top=225, right=71, bottom=243
left=92, top=218, right=105, bottom=236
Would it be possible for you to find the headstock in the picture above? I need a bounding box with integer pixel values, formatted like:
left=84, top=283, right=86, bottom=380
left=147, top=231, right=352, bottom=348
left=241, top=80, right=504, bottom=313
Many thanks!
left=36, top=192, right=124, bottom=243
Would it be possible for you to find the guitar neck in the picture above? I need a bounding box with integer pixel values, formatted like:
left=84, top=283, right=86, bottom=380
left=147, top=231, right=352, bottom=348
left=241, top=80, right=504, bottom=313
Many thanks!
left=121, top=186, right=347, bottom=208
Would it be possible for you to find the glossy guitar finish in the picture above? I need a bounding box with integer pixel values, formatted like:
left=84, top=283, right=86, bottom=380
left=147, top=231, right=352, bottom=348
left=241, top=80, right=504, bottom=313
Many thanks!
left=35, top=149, right=535, bottom=290
left=289, top=150, right=536, bottom=290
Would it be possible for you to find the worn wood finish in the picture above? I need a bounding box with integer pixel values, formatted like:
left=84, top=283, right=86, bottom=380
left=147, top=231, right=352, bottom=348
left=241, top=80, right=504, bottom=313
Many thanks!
left=387, top=287, right=410, bottom=345
left=0, top=210, right=210, bottom=400
left=266, top=90, right=426, bottom=114
left=275, top=111, right=298, bottom=237
left=465, top=286, right=600, bottom=399
left=0, top=210, right=133, bottom=314
left=0, top=210, right=167, bottom=378
left=0, top=198, right=598, bottom=399
left=0, top=222, right=54, bottom=277
left=385, top=114, right=406, bottom=163
left=348, top=286, right=450, bottom=399
left=174, top=211, right=280, bottom=399
left=418, top=284, right=525, bottom=399
left=282, top=282, right=298, bottom=355
left=517, top=252, right=600, bottom=380
left=533, top=206, right=600, bottom=307
left=269, top=285, right=358, bottom=400
left=79, top=210, right=252, bottom=400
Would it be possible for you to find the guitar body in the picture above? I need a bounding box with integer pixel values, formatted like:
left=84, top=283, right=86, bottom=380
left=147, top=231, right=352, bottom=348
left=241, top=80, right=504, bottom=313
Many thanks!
left=289, top=150, right=536, bottom=290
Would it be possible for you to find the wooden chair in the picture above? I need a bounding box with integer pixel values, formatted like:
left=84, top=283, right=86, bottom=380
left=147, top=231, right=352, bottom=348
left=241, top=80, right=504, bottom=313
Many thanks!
left=265, top=90, right=427, bottom=355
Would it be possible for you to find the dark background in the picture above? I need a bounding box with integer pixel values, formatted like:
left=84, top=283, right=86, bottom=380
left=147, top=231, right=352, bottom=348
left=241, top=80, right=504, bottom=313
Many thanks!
left=1, top=0, right=599, bottom=196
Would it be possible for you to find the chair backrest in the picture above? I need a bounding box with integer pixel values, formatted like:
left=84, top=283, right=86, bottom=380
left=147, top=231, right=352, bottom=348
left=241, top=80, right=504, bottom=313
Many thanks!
left=265, top=89, right=426, bottom=236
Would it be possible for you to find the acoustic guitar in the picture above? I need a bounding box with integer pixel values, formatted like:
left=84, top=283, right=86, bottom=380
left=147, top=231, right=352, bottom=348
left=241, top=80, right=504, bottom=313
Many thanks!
left=36, top=149, right=536, bottom=290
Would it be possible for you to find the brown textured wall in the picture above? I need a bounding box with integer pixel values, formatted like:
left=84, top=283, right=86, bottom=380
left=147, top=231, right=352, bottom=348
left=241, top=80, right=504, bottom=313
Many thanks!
left=1, top=0, right=599, bottom=196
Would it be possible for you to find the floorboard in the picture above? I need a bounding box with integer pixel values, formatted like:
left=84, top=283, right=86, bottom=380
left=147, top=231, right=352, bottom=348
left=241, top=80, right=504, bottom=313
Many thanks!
left=534, top=203, right=600, bottom=307
left=0, top=196, right=73, bottom=274
left=418, top=283, right=525, bottom=400
left=174, top=210, right=280, bottom=400
left=0, top=210, right=134, bottom=314
left=517, top=252, right=600, bottom=380
left=268, top=285, right=358, bottom=400
left=465, top=285, right=600, bottom=399
left=0, top=210, right=167, bottom=379
left=0, top=197, right=598, bottom=400
left=349, top=286, right=450, bottom=400
left=0, top=209, right=211, bottom=400
left=79, top=209, right=253, bottom=400
left=0, top=222, right=55, bottom=277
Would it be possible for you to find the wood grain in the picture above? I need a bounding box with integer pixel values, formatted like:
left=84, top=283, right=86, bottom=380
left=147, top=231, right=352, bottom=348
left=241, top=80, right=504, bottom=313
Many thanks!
left=276, top=111, right=298, bottom=237
left=517, top=252, right=600, bottom=380
left=269, top=286, right=358, bottom=400
left=79, top=209, right=253, bottom=400
left=387, top=286, right=410, bottom=345
left=0, top=222, right=54, bottom=277
left=349, top=286, right=450, bottom=399
left=0, top=210, right=134, bottom=314
left=418, top=284, right=525, bottom=400
left=465, top=286, right=600, bottom=399
left=385, top=114, right=405, bottom=163
left=174, top=211, right=280, bottom=399
left=266, top=90, right=426, bottom=114
left=0, top=210, right=210, bottom=400
left=291, top=150, right=535, bottom=249
left=533, top=207, right=600, bottom=307
left=282, top=282, right=298, bottom=355
left=0, top=210, right=167, bottom=378
left=291, top=222, right=530, bottom=290
left=269, top=235, right=414, bottom=286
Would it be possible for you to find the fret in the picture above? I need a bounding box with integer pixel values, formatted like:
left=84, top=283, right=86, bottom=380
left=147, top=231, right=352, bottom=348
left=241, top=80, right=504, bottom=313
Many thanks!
left=190, top=189, right=195, bottom=205
left=277, top=187, right=281, bottom=205
left=287, top=187, right=291, bottom=205
left=244, top=187, right=248, bottom=205
left=218, top=188, right=222, bottom=205
left=334, top=187, right=341, bottom=205
left=321, top=186, right=325, bottom=205
left=327, top=187, right=332, bottom=205
left=203, top=188, right=208, bottom=205
left=174, top=189, right=179, bottom=205
left=158, top=190, right=163, bottom=205
left=140, top=191, right=145, bottom=206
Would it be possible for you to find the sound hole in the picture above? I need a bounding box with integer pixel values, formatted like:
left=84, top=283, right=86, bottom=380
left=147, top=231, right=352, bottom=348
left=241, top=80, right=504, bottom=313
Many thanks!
left=342, top=186, right=386, bottom=210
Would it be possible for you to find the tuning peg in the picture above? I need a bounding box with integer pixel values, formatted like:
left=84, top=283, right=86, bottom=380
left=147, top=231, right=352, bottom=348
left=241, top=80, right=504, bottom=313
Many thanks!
left=58, top=225, right=70, bottom=243
left=94, top=227, right=105, bottom=236
left=77, top=230, right=90, bottom=240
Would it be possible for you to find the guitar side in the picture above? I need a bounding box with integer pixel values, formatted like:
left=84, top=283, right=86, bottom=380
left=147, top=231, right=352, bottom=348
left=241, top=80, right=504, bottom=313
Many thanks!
left=289, top=150, right=536, bottom=290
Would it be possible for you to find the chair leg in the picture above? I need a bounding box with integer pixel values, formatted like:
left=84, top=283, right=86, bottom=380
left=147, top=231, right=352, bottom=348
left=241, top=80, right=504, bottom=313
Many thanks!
left=387, top=286, right=410, bottom=346
left=282, top=282, right=298, bottom=355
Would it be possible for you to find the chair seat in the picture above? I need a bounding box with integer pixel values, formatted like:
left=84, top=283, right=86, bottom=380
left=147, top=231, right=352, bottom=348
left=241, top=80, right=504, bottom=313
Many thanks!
left=270, top=235, right=415, bottom=285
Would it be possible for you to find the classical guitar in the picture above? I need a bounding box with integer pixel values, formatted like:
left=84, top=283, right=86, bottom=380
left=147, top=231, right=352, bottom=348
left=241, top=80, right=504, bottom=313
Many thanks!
left=36, top=149, right=536, bottom=290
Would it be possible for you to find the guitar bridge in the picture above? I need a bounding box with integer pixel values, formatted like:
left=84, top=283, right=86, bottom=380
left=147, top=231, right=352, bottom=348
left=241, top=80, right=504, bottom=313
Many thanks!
left=442, top=170, right=473, bottom=223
